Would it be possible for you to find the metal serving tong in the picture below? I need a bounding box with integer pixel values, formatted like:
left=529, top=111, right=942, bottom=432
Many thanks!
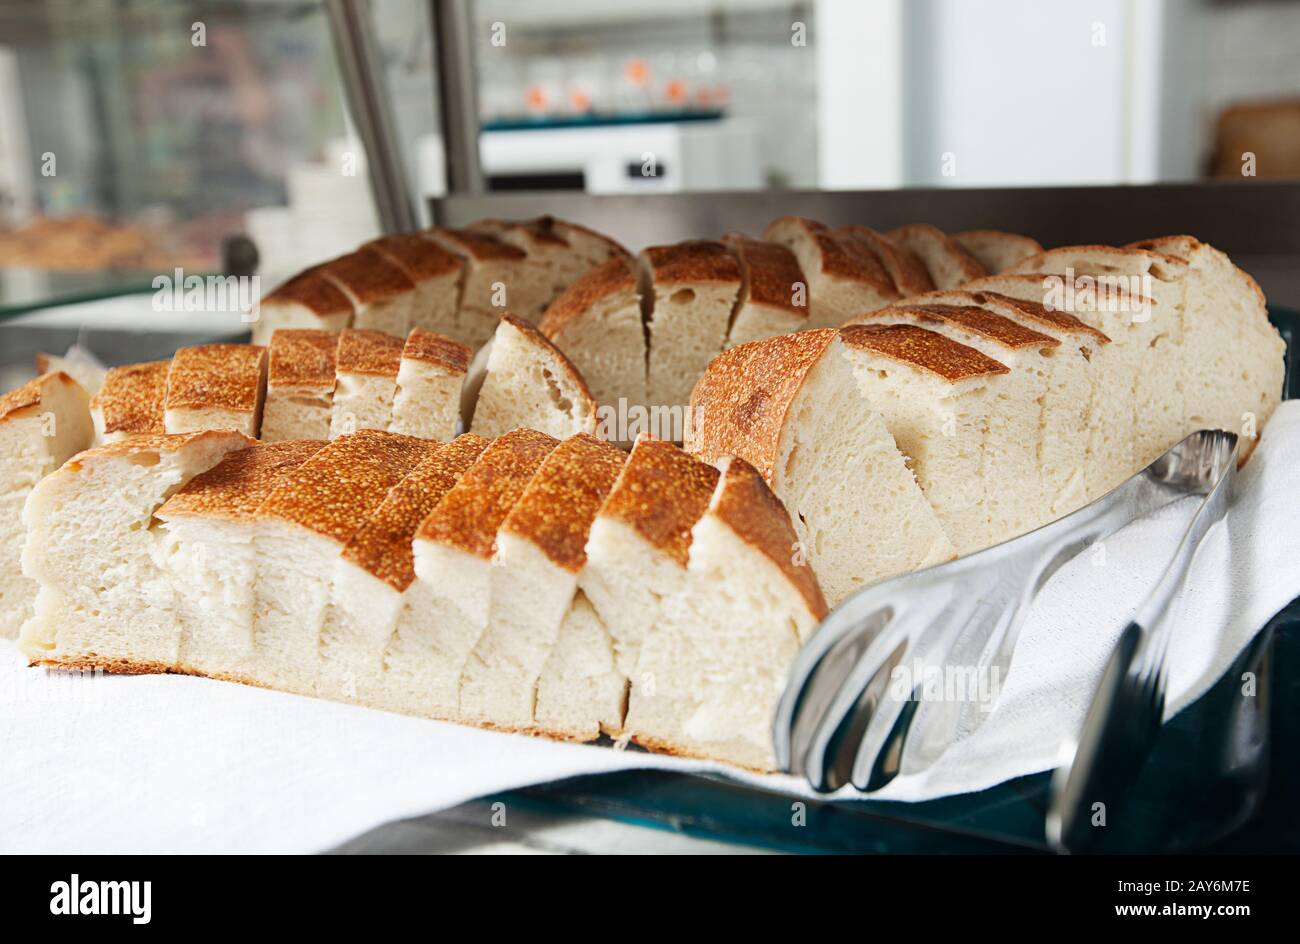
left=774, top=429, right=1240, bottom=801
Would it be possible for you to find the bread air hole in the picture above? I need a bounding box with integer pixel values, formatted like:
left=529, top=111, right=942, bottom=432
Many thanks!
left=670, top=288, right=696, bottom=305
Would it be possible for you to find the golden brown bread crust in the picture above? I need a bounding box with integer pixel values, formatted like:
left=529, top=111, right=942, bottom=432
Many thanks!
left=255, top=429, right=436, bottom=544
left=723, top=234, right=807, bottom=315
left=839, top=224, right=935, bottom=296
left=886, top=223, right=988, bottom=283
left=548, top=217, right=631, bottom=260
left=401, top=327, right=471, bottom=374
left=470, top=216, right=570, bottom=248
left=642, top=239, right=742, bottom=286
left=685, top=328, right=838, bottom=483
left=499, top=313, right=597, bottom=406
left=840, top=323, right=1010, bottom=382
left=336, top=328, right=404, bottom=377
left=598, top=435, right=720, bottom=568
left=64, top=430, right=255, bottom=471
left=868, top=303, right=1061, bottom=349
left=416, top=427, right=559, bottom=559
left=710, top=456, right=828, bottom=619
left=319, top=248, right=417, bottom=303
left=157, top=440, right=325, bottom=522
left=268, top=329, right=338, bottom=389
left=342, top=433, right=490, bottom=591
left=367, top=233, right=462, bottom=279
left=0, top=371, right=78, bottom=422
left=91, top=360, right=170, bottom=436
left=164, top=344, right=267, bottom=413
left=765, top=216, right=893, bottom=290
left=425, top=227, right=526, bottom=262
left=501, top=433, right=627, bottom=573
left=955, top=290, right=1112, bottom=345
left=537, top=256, right=637, bottom=338
left=263, top=269, right=353, bottom=317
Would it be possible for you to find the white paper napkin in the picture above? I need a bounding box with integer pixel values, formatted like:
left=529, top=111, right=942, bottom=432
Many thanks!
left=3, top=402, right=1298, bottom=853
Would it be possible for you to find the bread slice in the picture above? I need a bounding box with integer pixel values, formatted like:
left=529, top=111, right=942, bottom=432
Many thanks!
left=423, top=227, right=529, bottom=348
left=318, top=434, right=488, bottom=704
left=248, top=429, right=436, bottom=694
left=329, top=328, right=404, bottom=437
left=856, top=302, right=1063, bottom=541
left=163, top=343, right=268, bottom=437
left=538, top=256, right=647, bottom=410
left=838, top=224, right=935, bottom=297
left=641, top=240, right=742, bottom=414
left=721, top=234, right=810, bottom=348
left=18, top=430, right=254, bottom=671
left=469, top=217, right=587, bottom=320
left=547, top=217, right=630, bottom=269
left=686, top=329, right=955, bottom=603
left=36, top=349, right=106, bottom=395
left=319, top=436, right=488, bottom=702
left=366, top=233, right=462, bottom=338
left=410, top=427, right=559, bottom=718
left=317, top=247, right=417, bottom=337
left=90, top=359, right=170, bottom=444
left=251, top=270, right=353, bottom=346
left=469, top=313, right=598, bottom=439
left=461, top=433, right=627, bottom=731
left=626, top=456, right=828, bottom=770
left=953, top=229, right=1044, bottom=273
left=0, top=372, right=93, bottom=635
left=533, top=591, right=626, bottom=741
left=837, top=323, right=1009, bottom=554
left=886, top=223, right=988, bottom=290
left=261, top=329, right=338, bottom=442
left=389, top=328, right=470, bottom=441
left=580, top=436, right=719, bottom=687
left=763, top=216, right=898, bottom=325
left=156, top=440, right=325, bottom=677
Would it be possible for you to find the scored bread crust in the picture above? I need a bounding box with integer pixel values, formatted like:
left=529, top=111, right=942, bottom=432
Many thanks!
left=685, top=327, right=839, bottom=483
left=942, top=289, right=1112, bottom=346
left=710, top=456, right=828, bottom=619
left=500, top=433, right=627, bottom=573
left=839, top=323, right=1010, bottom=382
left=268, top=329, right=338, bottom=389
left=416, top=427, right=559, bottom=559
left=156, top=440, right=325, bottom=523
left=367, top=233, right=461, bottom=279
left=0, top=370, right=81, bottom=422
left=255, top=428, right=435, bottom=544
left=318, top=248, right=417, bottom=303
left=91, top=360, right=171, bottom=437
left=642, top=240, right=742, bottom=286
left=764, top=216, right=894, bottom=292
left=425, top=227, right=527, bottom=262
left=336, top=328, right=405, bottom=377
left=164, top=344, right=267, bottom=413
left=839, top=224, right=935, bottom=296
left=869, top=303, right=1061, bottom=350
left=597, top=436, right=721, bottom=567
left=402, top=327, right=471, bottom=374
left=341, top=433, right=490, bottom=591
left=886, top=223, right=988, bottom=286
left=538, top=256, right=637, bottom=338
left=723, top=234, right=806, bottom=316
left=263, top=270, right=353, bottom=318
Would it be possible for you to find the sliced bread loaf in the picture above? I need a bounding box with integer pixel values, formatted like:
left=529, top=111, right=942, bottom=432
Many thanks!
left=329, top=328, right=405, bottom=437
left=262, top=329, right=338, bottom=442
left=763, top=216, right=898, bottom=324
left=838, top=224, right=935, bottom=297
left=250, top=270, right=353, bottom=346
left=953, top=229, right=1044, bottom=273
left=885, top=224, right=988, bottom=290
left=366, top=233, right=463, bottom=338
left=721, top=234, right=810, bottom=348
left=163, top=343, right=268, bottom=437
left=317, top=247, right=417, bottom=337
left=423, top=227, right=528, bottom=348
left=90, top=359, right=170, bottom=444
left=389, top=328, right=470, bottom=441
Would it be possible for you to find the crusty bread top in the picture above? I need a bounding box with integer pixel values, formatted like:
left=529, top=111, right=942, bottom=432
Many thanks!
left=685, top=328, right=838, bottom=482
left=341, top=433, right=490, bottom=591
left=951, top=290, right=1111, bottom=346
left=263, top=270, right=352, bottom=317
left=367, top=233, right=462, bottom=279
left=0, top=371, right=80, bottom=423
left=839, top=225, right=935, bottom=296
left=416, top=427, right=559, bottom=559
left=538, top=256, right=637, bottom=338
left=65, top=429, right=255, bottom=470
left=336, top=328, right=404, bottom=377
left=763, top=216, right=893, bottom=290
left=886, top=224, right=988, bottom=284
left=501, top=432, right=627, bottom=573
left=710, top=456, right=828, bottom=620
left=256, top=428, right=435, bottom=544
left=164, top=344, right=267, bottom=413
left=90, top=359, right=170, bottom=436
left=723, top=234, right=807, bottom=315
left=869, top=303, right=1061, bottom=350
left=268, top=329, right=338, bottom=390
left=839, top=323, right=1010, bottom=382
left=546, top=216, right=631, bottom=259
left=319, top=247, right=417, bottom=302
left=953, top=229, right=1044, bottom=272
left=598, top=435, right=720, bottom=568
left=641, top=239, right=742, bottom=286
left=471, top=217, right=569, bottom=249
left=498, top=313, right=596, bottom=406
left=156, top=440, right=325, bottom=523
left=401, top=327, right=471, bottom=374
left=425, top=227, right=526, bottom=262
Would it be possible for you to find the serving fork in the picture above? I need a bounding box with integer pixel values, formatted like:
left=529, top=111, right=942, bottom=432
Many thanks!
left=773, top=429, right=1240, bottom=801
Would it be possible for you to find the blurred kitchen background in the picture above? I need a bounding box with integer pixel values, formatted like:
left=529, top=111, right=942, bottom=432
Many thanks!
left=3, top=0, right=1300, bottom=313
